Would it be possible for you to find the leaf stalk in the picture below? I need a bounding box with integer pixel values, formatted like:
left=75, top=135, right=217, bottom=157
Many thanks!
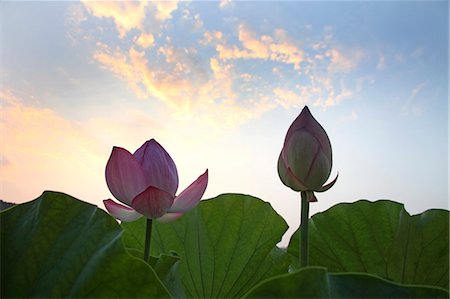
left=144, top=218, right=153, bottom=263
left=300, top=191, right=310, bottom=267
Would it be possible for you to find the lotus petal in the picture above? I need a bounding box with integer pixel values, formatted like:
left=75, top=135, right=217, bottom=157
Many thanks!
left=284, top=106, right=332, bottom=165
left=156, top=212, right=184, bottom=223
left=168, top=170, right=208, bottom=213
left=131, top=186, right=175, bottom=219
left=277, top=153, right=309, bottom=191
left=133, top=139, right=179, bottom=195
left=103, top=199, right=142, bottom=222
left=106, top=147, right=149, bottom=205
left=316, top=173, right=339, bottom=192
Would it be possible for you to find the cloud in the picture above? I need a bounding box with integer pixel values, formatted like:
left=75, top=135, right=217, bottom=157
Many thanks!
left=0, top=88, right=267, bottom=213
left=65, top=3, right=88, bottom=45
left=93, top=45, right=149, bottom=99
left=81, top=1, right=148, bottom=38
left=205, top=24, right=362, bottom=109
left=326, top=48, right=364, bottom=73
left=136, top=33, right=155, bottom=48
left=338, top=110, right=358, bottom=123
left=157, top=45, right=204, bottom=77
left=209, top=57, right=234, bottom=100
left=401, top=82, right=426, bottom=117
left=211, top=25, right=305, bottom=70
left=76, top=5, right=364, bottom=128
left=219, top=0, right=233, bottom=9
left=92, top=41, right=273, bottom=128
left=410, top=47, right=424, bottom=59
left=0, top=88, right=21, bottom=106
left=273, top=87, right=307, bottom=109
left=411, top=82, right=426, bottom=98
left=322, top=81, right=354, bottom=107
left=154, top=1, right=179, bottom=21
left=0, top=88, right=170, bottom=204
left=0, top=89, right=106, bottom=204
left=181, top=8, right=204, bottom=31
left=274, top=77, right=354, bottom=110
left=202, top=31, right=223, bottom=45
left=93, top=43, right=189, bottom=109
left=376, top=52, right=386, bottom=70
left=80, top=1, right=179, bottom=38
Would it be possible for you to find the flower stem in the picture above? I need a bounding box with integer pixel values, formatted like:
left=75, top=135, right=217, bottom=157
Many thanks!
left=143, top=218, right=153, bottom=263
left=300, top=191, right=310, bottom=267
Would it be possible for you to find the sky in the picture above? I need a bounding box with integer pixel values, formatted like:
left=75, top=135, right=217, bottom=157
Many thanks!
left=1, top=1, right=448, bottom=245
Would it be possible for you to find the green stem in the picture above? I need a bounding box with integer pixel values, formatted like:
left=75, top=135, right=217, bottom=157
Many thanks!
left=143, top=218, right=153, bottom=263
left=300, top=191, right=310, bottom=267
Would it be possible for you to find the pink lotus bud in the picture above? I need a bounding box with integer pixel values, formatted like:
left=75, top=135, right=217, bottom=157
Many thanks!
left=278, top=106, right=337, bottom=201
left=103, top=139, right=208, bottom=222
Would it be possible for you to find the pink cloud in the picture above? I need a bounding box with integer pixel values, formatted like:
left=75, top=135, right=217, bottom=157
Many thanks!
left=206, top=25, right=304, bottom=71
left=326, top=48, right=364, bottom=73
left=0, top=88, right=169, bottom=205
left=81, top=1, right=148, bottom=38
left=0, top=89, right=106, bottom=204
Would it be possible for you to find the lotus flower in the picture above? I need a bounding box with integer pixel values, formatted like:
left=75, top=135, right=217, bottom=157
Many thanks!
left=278, top=106, right=337, bottom=202
left=103, top=139, right=208, bottom=222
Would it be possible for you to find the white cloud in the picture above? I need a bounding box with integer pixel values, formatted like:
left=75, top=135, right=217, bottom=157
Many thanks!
left=326, top=48, right=364, bottom=73
left=211, top=25, right=305, bottom=71
left=74, top=3, right=365, bottom=130
left=92, top=41, right=274, bottom=129
left=410, top=47, right=424, bottom=59
left=79, top=1, right=180, bottom=39
left=65, top=3, right=88, bottom=45
left=376, top=52, right=386, bottom=70
left=81, top=1, right=148, bottom=38
left=181, top=9, right=204, bottom=31
left=273, top=87, right=307, bottom=110
left=154, top=1, right=179, bottom=21
left=219, top=0, right=233, bottom=9
left=401, top=82, right=426, bottom=117
left=338, top=110, right=358, bottom=123
left=136, top=33, right=155, bottom=48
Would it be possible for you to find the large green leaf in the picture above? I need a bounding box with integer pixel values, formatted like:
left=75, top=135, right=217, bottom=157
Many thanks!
left=288, top=200, right=449, bottom=289
left=0, top=191, right=170, bottom=298
left=244, top=267, right=449, bottom=298
left=122, top=193, right=289, bottom=298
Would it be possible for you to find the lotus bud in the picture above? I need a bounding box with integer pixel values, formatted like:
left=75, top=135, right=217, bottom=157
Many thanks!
left=278, top=106, right=337, bottom=201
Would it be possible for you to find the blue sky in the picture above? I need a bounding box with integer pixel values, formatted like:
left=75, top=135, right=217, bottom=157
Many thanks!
left=1, top=1, right=448, bottom=244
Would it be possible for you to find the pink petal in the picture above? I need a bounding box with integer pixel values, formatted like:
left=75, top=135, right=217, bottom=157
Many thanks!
left=277, top=153, right=309, bottom=191
left=156, top=212, right=184, bottom=223
left=282, top=129, right=320, bottom=186
left=316, top=173, right=339, bottom=192
left=103, top=199, right=142, bottom=222
left=131, top=186, right=175, bottom=219
left=168, top=169, right=208, bottom=213
left=284, top=106, right=314, bottom=147
left=133, top=139, right=179, bottom=195
left=105, top=147, right=149, bottom=205
left=284, top=106, right=332, bottom=162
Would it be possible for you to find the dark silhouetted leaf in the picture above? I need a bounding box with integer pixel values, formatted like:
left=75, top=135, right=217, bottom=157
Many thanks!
left=122, top=193, right=289, bottom=298
left=288, top=200, right=449, bottom=289
left=244, top=267, right=449, bottom=298
left=0, top=191, right=170, bottom=298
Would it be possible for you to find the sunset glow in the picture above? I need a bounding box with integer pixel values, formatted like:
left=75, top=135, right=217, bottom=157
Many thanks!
left=1, top=1, right=448, bottom=244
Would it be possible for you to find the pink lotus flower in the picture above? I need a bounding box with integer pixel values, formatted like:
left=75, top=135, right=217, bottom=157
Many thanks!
left=278, top=106, right=337, bottom=202
left=103, top=139, right=208, bottom=222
